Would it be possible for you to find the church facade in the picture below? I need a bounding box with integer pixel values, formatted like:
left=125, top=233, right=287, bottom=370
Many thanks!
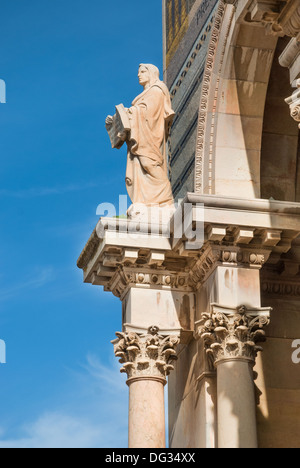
left=78, top=0, right=300, bottom=448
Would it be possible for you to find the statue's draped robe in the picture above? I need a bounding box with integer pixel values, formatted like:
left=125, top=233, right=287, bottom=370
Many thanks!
left=126, top=82, right=175, bottom=206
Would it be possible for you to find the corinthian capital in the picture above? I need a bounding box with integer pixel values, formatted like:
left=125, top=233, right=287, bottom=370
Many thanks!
left=112, top=326, right=180, bottom=384
left=195, top=304, right=271, bottom=366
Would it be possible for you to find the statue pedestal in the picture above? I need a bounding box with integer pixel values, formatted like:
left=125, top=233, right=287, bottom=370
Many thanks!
left=127, top=203, right=176, bottom=224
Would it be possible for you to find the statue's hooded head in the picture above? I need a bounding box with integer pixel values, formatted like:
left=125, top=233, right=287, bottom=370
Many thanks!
left=139, top=63, right=160, bottom=85
left=138, top=63, right=161, bottom=88
left=137, top=63, right=175, bottom=126
left=138, top=63, right=170, bottom=99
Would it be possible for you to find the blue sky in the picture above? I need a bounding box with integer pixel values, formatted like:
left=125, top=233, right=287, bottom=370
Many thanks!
left=0, top=0, right=164, bottom=448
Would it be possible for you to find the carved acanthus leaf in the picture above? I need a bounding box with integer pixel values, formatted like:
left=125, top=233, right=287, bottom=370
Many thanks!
left=113, top=326, right=180, bottom=381
left=195, top=305, right=271, bottom=365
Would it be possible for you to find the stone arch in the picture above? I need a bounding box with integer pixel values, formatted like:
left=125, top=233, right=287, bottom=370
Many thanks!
left=194, top=1, right=280, bottom=199
left=261, top=37, right=300, bottom=202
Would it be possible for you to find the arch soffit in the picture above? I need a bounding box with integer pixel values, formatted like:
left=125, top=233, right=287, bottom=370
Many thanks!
left=195, top=0, right=299, bottom=198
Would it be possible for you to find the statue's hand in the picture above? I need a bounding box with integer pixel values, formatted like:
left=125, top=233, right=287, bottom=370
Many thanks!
left=118, top=130, right=128, bottom=141
left=105, top=115, right=114, bottom=127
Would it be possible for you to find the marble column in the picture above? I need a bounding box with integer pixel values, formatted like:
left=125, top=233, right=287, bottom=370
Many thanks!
left=196, top=304, right=271, bottom=449
left=113, top=326, right=179, bottom=448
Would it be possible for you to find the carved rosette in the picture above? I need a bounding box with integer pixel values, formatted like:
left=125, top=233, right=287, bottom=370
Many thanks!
left=188, top=245, right=269, bottom=290
left=113, top=326, right=180, bottom=384
left=195, top=305, right=271, bottom=367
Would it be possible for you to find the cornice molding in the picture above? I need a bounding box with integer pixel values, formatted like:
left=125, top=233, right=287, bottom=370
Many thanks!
left=248, top=0, right=300, bottom=37
left=262, top=279, right=300, bottom=297
left=189, top=244, right=270, bottom=291
left=77, top=196, right=300, bottom=298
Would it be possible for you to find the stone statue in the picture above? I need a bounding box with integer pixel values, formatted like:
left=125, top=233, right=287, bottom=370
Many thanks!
left=106, top=64, right=175, bottom=208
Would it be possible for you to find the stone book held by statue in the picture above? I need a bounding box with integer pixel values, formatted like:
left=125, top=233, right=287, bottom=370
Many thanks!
left=106, top=104, right=131, bottom=150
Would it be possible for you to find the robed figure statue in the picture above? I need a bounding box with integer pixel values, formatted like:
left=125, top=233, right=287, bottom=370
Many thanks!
left=106, top=64, right=175, bottom=207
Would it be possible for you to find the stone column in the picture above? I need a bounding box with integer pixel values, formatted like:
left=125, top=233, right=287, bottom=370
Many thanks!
left=113, top=325, right=180, bottom=448
left=196, top=304, right=271, bottom=449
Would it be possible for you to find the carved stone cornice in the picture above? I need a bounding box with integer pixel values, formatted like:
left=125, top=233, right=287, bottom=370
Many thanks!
left=112, top=326, right=180, bottom=384
left=77, top=229, right=99, bottom=271
left=104, top=265, right=193, bottom=300
left=120, top=269, right=191, bottom=290
left=277, top=0, right=300, bottom=37
left=78, top=196, right=300, bottom=298
left=188, top=244, right=270, bottom=290
left=176, top=193, right=300, bottom=255
left=260, top=252, right=300, bottom=297
left=262, top=278, right=300, bottom=297
left=279, top=37, right=300, bottom=84
left=195, top=304, right=271, bottom=367
left=248, top=0, right=300, bottom=37
left=101, top=242, right=270, bottom=296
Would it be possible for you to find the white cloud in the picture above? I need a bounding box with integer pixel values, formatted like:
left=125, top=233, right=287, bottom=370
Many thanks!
left=0, top=355, right=128, bottom=448
left=0, top=182, right=97, bottom=199
left=0, top=412, right=103, bottom=449
left=0, top=268, right=54, bottom=302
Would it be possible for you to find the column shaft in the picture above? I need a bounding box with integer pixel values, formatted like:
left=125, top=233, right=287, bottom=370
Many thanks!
left=217, top=359, right=257, bottom=448
left=113, top=326, right=179, bottom=449
left=128, top=378, right=166, bottom=448
left=196, top=303, right=271, bottom=449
